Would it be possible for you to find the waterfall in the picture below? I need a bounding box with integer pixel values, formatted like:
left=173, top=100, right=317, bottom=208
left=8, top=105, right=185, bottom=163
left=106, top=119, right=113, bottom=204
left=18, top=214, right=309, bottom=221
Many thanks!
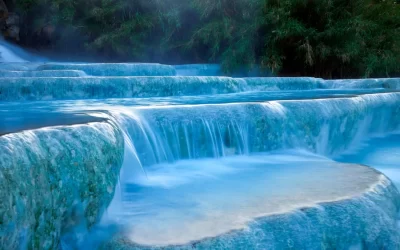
left=1, top=57, right=400, bottom=249
left=0, top=39, right=45, bottom=63
left=0, top=40, right=26, bottom=62
left=0, top=122, right=124, bottom=249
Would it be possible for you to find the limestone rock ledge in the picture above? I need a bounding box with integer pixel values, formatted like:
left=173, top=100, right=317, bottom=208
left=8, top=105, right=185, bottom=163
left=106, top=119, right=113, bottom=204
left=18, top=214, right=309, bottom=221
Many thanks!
left=0, top=121, right=124, bottom=249
left=102, top=170, right=400, bottom=250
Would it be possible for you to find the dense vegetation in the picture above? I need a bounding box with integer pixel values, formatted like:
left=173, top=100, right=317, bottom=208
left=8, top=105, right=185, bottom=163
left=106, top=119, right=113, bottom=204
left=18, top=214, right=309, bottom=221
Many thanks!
left=5, top=0, right=400, bottom=78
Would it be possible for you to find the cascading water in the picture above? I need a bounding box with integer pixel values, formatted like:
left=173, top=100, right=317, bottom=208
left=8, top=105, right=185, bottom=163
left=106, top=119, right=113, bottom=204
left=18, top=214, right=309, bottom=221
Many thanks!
left=0, top=39, right=46, bottom=63
left=1, top=42, right=400, bottom=249
left=0, top=40, right=27, bottom=62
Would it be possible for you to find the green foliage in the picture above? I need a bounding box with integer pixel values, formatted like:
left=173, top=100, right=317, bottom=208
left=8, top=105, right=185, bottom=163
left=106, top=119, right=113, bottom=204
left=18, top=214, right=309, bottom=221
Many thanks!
left=10, top=0, right=400, bottom=77
left=262, top=0, right=400, bottom=78
left=187, top=0, right=264, bottom=72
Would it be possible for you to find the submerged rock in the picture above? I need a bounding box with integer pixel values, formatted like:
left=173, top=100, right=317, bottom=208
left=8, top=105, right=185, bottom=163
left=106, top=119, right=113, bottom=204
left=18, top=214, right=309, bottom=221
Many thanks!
left=0, top=76, right=247, bottom=101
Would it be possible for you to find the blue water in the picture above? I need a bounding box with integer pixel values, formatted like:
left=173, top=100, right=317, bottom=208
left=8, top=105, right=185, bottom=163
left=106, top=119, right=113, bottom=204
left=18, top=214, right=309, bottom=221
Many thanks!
left=102, top=152, right=394, bottom=247
left=1, top=46, right=400, bottom=249
left=337, top=133, right=400, bottom=185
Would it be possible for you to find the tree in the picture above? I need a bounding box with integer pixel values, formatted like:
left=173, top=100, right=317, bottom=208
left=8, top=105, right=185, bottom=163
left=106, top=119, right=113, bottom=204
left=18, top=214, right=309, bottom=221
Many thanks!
left=262, top=0, right=400, bottom=78
left=8, top=0, right=400, bottom=77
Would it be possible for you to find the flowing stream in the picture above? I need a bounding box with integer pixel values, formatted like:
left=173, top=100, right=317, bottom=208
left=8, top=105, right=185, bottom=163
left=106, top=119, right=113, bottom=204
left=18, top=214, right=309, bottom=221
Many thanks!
left=1, top=43, right=400, bottom=249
